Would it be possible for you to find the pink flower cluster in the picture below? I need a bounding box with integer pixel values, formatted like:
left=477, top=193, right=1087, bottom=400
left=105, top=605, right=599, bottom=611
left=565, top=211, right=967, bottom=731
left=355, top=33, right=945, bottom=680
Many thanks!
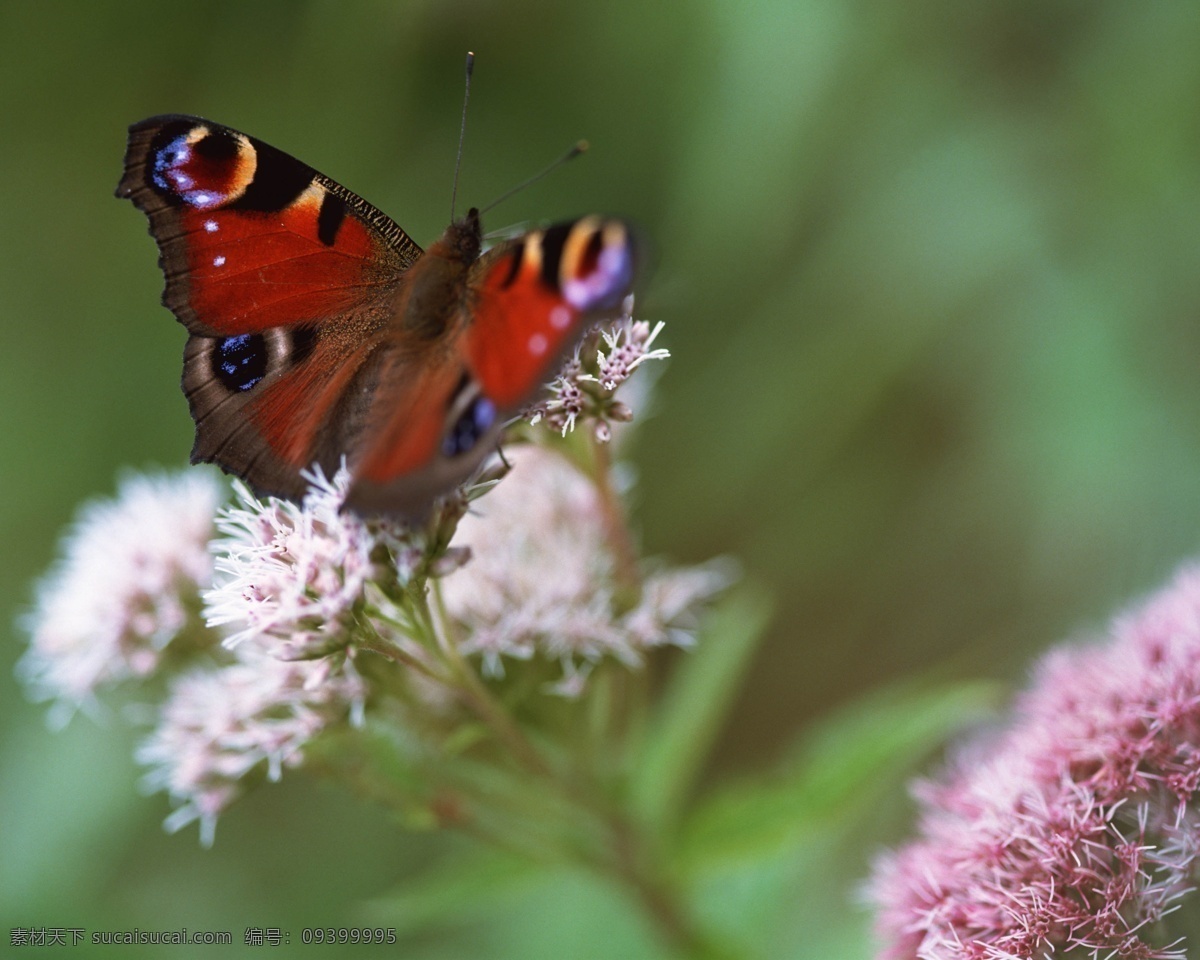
left=137, top=654, right=366, bottom=847
left=526, top=296, right=668, bottom=440
left=870, top=565, right=1200, bottom=959
left=441, top=447, right=730, bottom=693
left=204, top=466, right=407, bottom=656
left=18, top=309, right=720, bottom=844
left=18, top=472, right=221, bottom=723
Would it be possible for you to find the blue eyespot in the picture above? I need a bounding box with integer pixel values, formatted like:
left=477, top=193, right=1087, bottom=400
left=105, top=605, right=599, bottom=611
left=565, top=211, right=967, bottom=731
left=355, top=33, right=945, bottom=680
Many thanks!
left=562, top=239, right=634, bottom=311
left=443, top=396, right=496, bottom=458
left=151, top=135, right=191, bottom=194
left=151, top=133, right=229, bottom=208
left=212, top=334, right=267, bottom=392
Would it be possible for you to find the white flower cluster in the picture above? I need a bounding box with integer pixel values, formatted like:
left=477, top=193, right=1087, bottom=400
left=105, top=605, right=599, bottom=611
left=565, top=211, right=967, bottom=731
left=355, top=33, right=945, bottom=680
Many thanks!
left=18, top=471, right=222, bottom=724
left=528, top=297, right=669, bottom=439
left=21, top=469, right=375, bottom=841
left=205, top=467, right=407, bottom=658
left=137, top=653, right=365, bottom=846
left=19, top=313, right=727, bottom=842
left=441, top=447, right=730, bottom=694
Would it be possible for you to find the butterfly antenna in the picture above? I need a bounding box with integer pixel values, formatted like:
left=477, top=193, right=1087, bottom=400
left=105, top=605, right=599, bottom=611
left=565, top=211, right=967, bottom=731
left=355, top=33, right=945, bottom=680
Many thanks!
left=450, top=51, right=475, bottom=222
left=479, top=140, right=589, bottom=216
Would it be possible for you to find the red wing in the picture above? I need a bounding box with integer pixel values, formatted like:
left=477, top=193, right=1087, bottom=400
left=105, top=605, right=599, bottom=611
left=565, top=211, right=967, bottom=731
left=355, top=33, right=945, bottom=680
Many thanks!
left=464, top=217, right=636, bottom=409
left=345, top=215, right=638, bottom=519
left=344, top=356, right=487, bottom=518
left=118, top=115, right=423, bottom=501
left=117, top=115, right=422, bottom=337
left=182, top=331, right=384, bottom=501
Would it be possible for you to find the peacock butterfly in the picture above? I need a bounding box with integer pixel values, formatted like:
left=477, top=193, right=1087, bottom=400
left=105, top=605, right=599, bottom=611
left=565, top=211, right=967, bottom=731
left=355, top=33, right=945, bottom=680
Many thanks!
left=116, top=113, right=635, bottom=518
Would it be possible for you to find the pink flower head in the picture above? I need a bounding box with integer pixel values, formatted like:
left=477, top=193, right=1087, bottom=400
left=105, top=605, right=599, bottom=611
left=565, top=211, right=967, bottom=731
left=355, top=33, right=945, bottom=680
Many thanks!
left=203, top=465, right=410, bottom=658
left=440, top=446, right=729, bottom=693
left=526, top=296, right=668, bottom=440
left=869, top=565, right=1200, bottom=959
left=19, top=471, right=223, bottom=723
left=137, top=652, right=366, bottom=846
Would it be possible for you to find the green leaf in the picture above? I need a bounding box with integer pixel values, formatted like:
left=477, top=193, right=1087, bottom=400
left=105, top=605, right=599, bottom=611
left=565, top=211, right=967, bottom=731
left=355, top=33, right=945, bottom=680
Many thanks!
left=679, top=678, right=1001, bottom=867
left=360, top=847, right=539, bottom=933
left=677, top=679, right=1000, bottom=956
left=630, top=584, right=774, bottom=832
left=687, top=827, right=873, bottom=960
left=362, top=850, right=667, bottom=960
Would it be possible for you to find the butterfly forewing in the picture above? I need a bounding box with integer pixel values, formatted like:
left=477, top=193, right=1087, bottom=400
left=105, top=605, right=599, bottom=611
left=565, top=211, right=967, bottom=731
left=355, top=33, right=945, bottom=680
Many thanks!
left=117, top=115, right=422, bottom=336
left=463, top=217, right=635, bottom=408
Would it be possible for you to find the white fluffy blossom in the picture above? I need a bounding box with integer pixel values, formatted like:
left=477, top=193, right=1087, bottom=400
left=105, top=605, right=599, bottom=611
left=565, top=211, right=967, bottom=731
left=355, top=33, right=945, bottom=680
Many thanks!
left=137, top=653, right=366, bottom=846
left=441, top=447, right=728, bottom=691
left=204, top=466, right=408, bottom=659
left=19, top=471, right=223, bottom=722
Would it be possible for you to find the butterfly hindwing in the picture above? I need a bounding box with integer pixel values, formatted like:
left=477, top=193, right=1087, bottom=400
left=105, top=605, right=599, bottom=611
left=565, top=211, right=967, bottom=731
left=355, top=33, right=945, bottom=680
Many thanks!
left=183, top=329, right=385, bottom=501
left=345, top=357, right=502, bottom=516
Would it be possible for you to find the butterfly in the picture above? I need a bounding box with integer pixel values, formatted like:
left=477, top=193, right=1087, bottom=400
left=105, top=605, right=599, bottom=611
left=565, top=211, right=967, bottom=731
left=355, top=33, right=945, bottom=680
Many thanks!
left=116, top=114, right=635, bottom=518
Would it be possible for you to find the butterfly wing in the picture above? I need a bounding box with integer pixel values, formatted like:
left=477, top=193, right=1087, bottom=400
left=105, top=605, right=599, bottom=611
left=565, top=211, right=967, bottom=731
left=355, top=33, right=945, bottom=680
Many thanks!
left=464, top=216, right=634, bottom=407
left=118, top=115, right=422, bottom=500
left=121, top=115, right=638, bottom=517
left=344, top=215, right=637, bottom=515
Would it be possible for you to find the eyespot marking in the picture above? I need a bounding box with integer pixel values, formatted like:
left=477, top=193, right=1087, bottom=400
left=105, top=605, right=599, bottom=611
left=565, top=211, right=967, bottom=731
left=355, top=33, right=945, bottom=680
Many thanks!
left=579, top=229, right=604, bottom=276
left=443, top=396, right=497, bottom=458
left=562, top=223, right=633, bottom=311
left=149, top=125, right=255, bottom=209
left=194, top=130, right=239, bottom=161
left=212, top=333, right=268, bottom=393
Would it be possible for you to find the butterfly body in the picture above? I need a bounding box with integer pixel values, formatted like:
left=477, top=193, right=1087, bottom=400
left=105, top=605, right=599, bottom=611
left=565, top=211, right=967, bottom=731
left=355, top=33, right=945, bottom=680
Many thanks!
left=117, top=115, right=634, bottom=518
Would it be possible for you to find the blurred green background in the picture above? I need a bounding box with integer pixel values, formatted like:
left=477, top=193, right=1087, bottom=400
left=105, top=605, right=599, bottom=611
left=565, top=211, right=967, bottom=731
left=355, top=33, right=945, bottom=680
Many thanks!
left=6, top=1, right=1200, bottom=956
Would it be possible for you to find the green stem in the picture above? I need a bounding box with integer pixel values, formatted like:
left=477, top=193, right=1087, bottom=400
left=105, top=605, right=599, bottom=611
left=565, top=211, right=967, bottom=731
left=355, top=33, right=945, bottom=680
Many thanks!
left=586, top=807, right=717, bottom=959
left=357, top=635, right=427, bottom=675
left=420, top=580, right=556, bottom=779
left=356, top=623, right=451, bottom=685
left=366, top=493, right=711, bottom=953
left=587, top=432, right=641, bottom=594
